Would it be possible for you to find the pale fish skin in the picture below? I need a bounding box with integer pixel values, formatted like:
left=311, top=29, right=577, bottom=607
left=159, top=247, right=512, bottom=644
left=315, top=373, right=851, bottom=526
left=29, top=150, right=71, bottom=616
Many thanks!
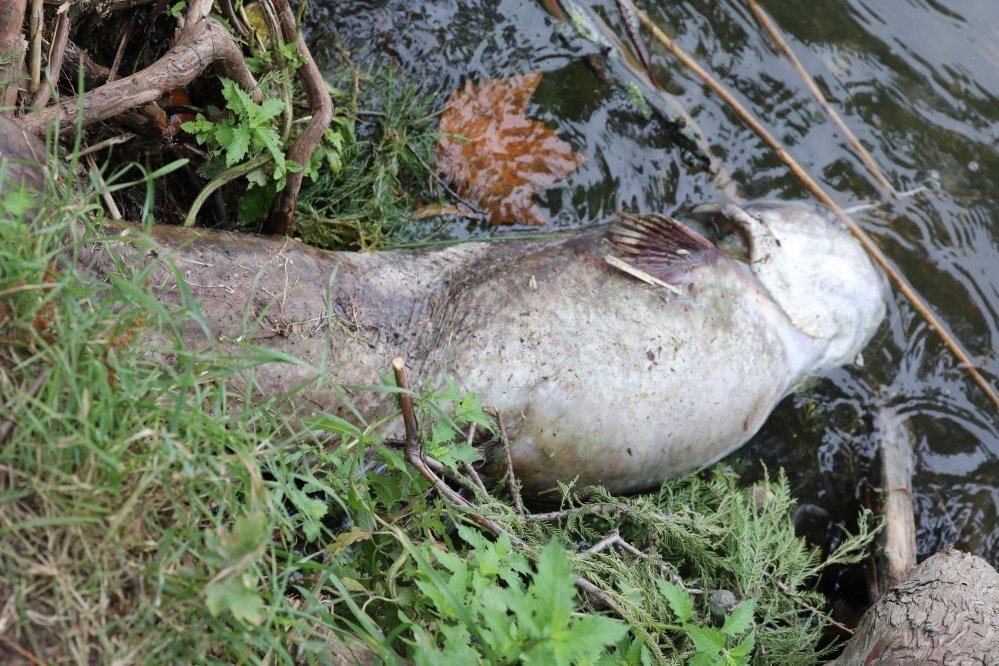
left=430, top=202, right=888, bottom=494
left=85, top=201, right=888, bottom=496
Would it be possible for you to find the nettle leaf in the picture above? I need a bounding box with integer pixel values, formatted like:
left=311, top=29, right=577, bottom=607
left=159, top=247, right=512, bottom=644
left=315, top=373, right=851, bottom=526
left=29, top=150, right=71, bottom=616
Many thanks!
left=221, top=78, right=254, bottom=119
left=209, top=512, right=267, bottom=563
left=226, top=126, right=252, bottom=166
left=564, top=615, right=630, bottom=662
left=531, top=540, right=576, bottom=629
left=438, top=623, right=479, bottom=665
left=181, top=114, right=214, bottom=142
left=455, top=392, right=494, bottom=430
left=258, top=97, right=285, bottom=123
left=245, top=167, right=269, bottom=188
left=727, top=631, right=756, bottom=664
left=721, top=599, right=756, bottom=637
left=685, top=625, right=725, bottom=656
left=656, top=578, right=695, bottom=623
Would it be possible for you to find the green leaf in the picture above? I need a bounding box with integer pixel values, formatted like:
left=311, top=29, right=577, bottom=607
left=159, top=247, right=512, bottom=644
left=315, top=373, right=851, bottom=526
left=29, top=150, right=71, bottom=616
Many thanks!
left=685, top=625, right=725, bottom=656
left=225, top=126, right=252, bottom=166
left=245, top=167, right=270, bottom=188
left=209, top=512, right=267, bottom=562
left=727, top=631, right=756, bottom=664
left=531, top=540, right=576, bottom=629
left=721, top=599, right=756, bottom=637
left=565, top=615, right=630, bottom=662
left=258, top=97, right=285, bottom=122
left=167, top=1, right=186, bottom=18
left=656, top=578, right=694, bottom=623
left=205, top=577, right=265, bottom=625
left=221, top=78, right=254, bottom=119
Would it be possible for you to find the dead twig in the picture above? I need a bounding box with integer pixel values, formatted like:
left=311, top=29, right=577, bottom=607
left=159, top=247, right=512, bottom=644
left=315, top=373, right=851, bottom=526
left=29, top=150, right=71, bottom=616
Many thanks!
left=86, top=154, right=122, bottom=220
left=27, top=0, right=40, bottom=94
left=220, top=0, right=249, bottom=39
left=877, top=408, right=917, bottom=593
left=496, top=410, right=525, bottom=516
left=30, top=5, right=70, bottom=109
left=0, top=632, right=45, bottom=666
left=462, top=424, right=489, bottom=494
left=532, top=501, right=682, bottom=526
left=621, top=0, right=999, bottom=411
left=107, top=12, right=136, bottom=83
left=745, top=0, right=895, bottom=196
left=18, top=17, right=261, bottom=137
left=590, top=531, right=704, bottom=594
left=613, top=0, right=659, bottom=91
left=76, top=133, right=135, bottom=158
left=585, top=531, right=620, bottom=556
left=263, top=0, right=333, bottom=235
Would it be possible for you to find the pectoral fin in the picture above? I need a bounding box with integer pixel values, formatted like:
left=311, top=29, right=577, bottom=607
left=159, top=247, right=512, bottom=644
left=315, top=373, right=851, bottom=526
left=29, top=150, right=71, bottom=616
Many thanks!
left=608, top=212, right=722, bottom=286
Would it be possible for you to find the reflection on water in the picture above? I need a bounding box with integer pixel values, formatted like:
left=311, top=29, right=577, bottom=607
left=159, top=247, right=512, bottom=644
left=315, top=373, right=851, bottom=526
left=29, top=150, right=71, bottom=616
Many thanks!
left=307, top=0, right=999, bottom=563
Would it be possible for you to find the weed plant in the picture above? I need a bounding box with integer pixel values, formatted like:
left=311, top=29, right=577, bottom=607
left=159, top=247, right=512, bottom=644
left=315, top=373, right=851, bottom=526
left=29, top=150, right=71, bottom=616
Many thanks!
left=296, top=66, right=445, bottom=250
left=0, top=160, right=876, bottom=664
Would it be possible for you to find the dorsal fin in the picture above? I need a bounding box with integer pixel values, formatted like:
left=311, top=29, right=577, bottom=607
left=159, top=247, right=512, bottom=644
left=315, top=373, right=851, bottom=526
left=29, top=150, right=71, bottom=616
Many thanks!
left=608, top=212, right=720, bottom=285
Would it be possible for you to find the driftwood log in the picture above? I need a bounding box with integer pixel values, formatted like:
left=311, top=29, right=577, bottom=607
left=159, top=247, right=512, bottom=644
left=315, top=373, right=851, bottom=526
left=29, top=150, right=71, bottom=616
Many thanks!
left=877, top=407, right=918, bottom=593
left=832, top=548, right=999, bottom=665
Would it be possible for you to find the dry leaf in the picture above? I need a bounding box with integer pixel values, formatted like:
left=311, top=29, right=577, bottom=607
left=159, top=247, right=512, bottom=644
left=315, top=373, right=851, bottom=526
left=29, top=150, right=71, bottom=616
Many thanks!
left=437, top=72, right=586, bottom=226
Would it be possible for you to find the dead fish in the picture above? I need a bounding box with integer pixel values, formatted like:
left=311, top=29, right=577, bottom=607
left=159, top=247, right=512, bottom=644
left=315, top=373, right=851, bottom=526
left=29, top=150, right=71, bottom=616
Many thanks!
left=82, top=199, right=887, bottom=496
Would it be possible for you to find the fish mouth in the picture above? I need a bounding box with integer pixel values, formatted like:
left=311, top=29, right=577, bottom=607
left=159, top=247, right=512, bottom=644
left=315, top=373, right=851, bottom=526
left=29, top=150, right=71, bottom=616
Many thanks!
left=677, top=203, right=758, bottom=264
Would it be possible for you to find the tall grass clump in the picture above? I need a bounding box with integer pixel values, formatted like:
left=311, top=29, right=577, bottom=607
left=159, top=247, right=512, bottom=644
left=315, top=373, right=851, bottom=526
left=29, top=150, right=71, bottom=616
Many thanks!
left=0, top=164, right=384, bottom=663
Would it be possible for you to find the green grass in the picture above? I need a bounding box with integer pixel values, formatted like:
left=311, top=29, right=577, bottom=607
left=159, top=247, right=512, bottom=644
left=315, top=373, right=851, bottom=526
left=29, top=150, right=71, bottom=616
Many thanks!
left=0, top=156, right=877, bottom=664
left=296, top=66, right=446, bottom=250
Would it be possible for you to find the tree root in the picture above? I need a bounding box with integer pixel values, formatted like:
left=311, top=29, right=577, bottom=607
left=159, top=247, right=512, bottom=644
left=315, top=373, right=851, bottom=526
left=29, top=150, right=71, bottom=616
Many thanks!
left=263, top=0, right=333, bottom=235
left=17, top=17, right=260, bottom=137
left=9, top=1, right=332, bottom=232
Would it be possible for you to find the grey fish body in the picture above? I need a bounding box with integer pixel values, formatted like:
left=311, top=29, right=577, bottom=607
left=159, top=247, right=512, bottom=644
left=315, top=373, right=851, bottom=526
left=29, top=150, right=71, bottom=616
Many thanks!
left=93, top=202, right=887, bottom=495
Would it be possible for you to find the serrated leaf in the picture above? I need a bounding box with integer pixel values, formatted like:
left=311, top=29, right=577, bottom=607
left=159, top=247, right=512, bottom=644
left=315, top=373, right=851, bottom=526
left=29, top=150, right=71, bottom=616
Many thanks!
left=303, top=518, right=321, bottom=542
left=685, top=625, right=725, bottom=655
left=656, top=578, right=694, bottom=623
left=245, top=167, right=269, bottom=188
left=727, top=631, right=756, bottom=663
left=689, top=651, right=718, bottom=666
left=565, top=615, right=630, bottom=661
left=209, top=512, right=267, bottom=562
left=257, top=97, right=285, bottom=122
left=721, top=599, right=756, bottom=637
left=225, top=127, right=252, bottom=166
left=221, top=78, right=254, bottom=119
left=531, top=540, right=576, bottom=629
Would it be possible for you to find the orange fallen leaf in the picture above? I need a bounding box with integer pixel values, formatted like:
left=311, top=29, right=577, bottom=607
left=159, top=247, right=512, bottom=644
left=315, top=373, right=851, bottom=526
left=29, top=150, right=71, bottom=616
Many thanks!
left=436, top=72, right=586, bottom=226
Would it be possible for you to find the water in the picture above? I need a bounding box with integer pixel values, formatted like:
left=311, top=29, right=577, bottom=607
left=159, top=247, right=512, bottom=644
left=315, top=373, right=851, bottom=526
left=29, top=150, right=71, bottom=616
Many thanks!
left=307, top=1, right=999, bottom=564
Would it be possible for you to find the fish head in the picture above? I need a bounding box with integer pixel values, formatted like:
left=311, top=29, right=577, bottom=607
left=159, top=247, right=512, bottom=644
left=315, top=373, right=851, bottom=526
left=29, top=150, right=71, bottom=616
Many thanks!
left=683, top=201, right=889, bottom=372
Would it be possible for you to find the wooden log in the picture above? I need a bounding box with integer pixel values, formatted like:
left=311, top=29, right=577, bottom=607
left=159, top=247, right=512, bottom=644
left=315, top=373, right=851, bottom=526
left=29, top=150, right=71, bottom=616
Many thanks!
left=877, top=407, right=918, bottom=593
left=832, top=548, right=999, bottom=664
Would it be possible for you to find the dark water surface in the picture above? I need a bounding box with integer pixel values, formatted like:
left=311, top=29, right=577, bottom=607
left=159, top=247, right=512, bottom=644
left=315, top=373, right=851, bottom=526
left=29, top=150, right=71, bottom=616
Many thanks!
left=307, top=1, right=999, bottom=564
